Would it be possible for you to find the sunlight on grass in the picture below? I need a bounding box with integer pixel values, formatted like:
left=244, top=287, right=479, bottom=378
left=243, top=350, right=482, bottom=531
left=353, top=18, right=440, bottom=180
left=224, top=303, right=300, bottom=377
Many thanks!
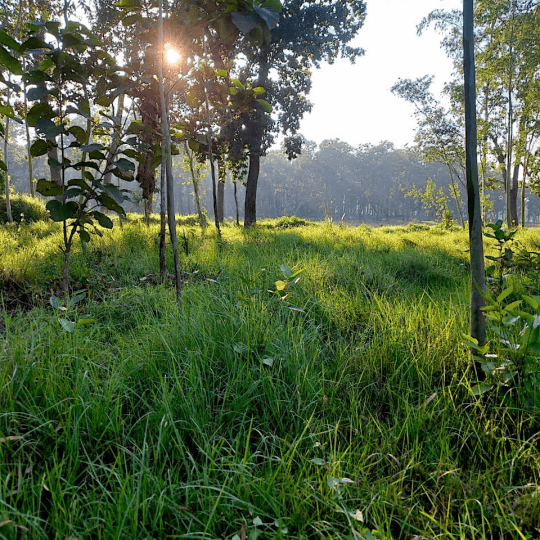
left=1, top=218, right=539, bottom=537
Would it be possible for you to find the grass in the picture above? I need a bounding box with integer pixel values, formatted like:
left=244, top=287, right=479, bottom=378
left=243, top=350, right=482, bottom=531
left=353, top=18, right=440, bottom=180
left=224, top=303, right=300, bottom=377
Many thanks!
left=1, top=216, right=539, bottom=538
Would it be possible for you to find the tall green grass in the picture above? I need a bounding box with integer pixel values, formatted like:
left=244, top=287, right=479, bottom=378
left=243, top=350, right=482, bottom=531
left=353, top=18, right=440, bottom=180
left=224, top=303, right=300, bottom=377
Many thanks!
left=0, top=217, right=539, bottom=538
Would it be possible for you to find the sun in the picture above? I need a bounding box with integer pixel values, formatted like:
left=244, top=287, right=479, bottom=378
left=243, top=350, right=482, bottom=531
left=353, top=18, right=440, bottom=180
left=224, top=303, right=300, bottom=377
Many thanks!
left=164, top=43, right=181, bottom=65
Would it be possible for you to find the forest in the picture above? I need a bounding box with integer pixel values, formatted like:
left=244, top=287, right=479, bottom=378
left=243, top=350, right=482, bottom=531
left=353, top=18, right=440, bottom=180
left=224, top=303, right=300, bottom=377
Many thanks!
left=1, top=0, right=540, bottom=538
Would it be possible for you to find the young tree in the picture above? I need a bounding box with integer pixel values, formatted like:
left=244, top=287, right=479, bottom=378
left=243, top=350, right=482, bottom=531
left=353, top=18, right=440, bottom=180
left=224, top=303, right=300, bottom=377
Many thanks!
left=464, top=0, right=486, bottom=347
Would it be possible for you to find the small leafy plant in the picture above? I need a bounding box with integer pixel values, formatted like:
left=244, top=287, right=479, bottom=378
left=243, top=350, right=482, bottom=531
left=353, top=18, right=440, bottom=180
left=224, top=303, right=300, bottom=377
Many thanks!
left=465, top=221, right=540, bottom=407
left=49, top=289, right=96, bottom=333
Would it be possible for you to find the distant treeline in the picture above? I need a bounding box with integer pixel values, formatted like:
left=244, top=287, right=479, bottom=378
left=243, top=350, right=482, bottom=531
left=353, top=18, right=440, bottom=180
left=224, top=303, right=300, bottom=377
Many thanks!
left=6, top=138, right=540, bottom=225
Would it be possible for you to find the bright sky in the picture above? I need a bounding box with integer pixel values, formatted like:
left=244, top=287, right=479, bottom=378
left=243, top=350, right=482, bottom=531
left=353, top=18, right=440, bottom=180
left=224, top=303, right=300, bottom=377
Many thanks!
left=299, top=0, right=462, bottom=149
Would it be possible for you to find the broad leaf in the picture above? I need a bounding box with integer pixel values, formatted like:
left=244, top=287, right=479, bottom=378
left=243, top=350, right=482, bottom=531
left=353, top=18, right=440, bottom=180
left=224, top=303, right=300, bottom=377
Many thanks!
left=26, top=85, right=48, bottom=101
left=254, top=4, right=280, bottom=29
left=67, top=125, right=88, bottom=145
left=27, top=102, right=55, bottom=127
left=31, top=140, right=53, bottom=158
left=0, top=105, right=19, bottom=121
left=256, top=98, right=272, bottom=113
left=0, top=30, right=20, bottom=52
left=46, top=200, right=78, bottom=221
left=0, top=46, right=23, bottom=75
left=59, top=318, right=76, bottom=333
left=36, top=178, right=63, bottom=196
left=231, top=11, right=258, bottom=33
left=93, top=211, right=113, bottom=229
left=97, top=193, right=125, bottom=215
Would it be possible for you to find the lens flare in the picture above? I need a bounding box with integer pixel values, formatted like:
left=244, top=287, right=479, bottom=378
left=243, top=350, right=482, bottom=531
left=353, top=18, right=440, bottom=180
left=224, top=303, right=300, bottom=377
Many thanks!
left=164, top=44, right=181, bottom=65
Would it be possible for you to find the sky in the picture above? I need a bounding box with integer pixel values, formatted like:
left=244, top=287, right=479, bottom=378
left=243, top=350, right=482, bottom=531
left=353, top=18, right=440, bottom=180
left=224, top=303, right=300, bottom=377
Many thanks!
left=298, top=0, right=463, bottom=149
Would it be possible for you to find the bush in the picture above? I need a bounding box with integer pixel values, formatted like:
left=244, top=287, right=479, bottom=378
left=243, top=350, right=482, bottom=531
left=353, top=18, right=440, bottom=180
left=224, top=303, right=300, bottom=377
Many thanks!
left=0, top=194, right=50, bottom=224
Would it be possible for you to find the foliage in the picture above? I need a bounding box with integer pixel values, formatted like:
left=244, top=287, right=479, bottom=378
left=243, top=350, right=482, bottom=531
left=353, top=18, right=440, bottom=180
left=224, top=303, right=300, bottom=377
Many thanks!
left=465, top=221, right=540, bottom=407
left=404, top=177, right=455, bottom=228
left=0, top=193, right=49, bottom=224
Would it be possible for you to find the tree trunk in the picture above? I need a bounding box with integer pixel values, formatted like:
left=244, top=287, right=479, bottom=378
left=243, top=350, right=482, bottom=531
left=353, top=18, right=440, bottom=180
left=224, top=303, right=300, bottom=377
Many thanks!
left=3, top=114, right=13, bottom=222
left=234, top=180, right=240, bottom=225
left=217, top=178, right=224, bottom=223
left=510, top=163, right=519, bottom=226
left=521, top=156, right=528, bottom=227
left=464, top=0, right=486, bottom=347
left=22, top=59, right=35, bottom=197
left=244, top=150, right=261, bottom=226
left=159, top=0, right=182, bottom=305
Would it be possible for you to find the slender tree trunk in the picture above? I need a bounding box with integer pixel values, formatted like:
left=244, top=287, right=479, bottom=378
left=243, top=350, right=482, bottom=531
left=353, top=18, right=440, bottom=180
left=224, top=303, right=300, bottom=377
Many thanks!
left=244, top=150, right=261, bottom=226
left=3, top=113, right=13, bottom=222
left=22, top=59, right=35, bottom=197
left=217, top=178, right=224, bottom=223
left=510, top=163, right=519, bottom=226
left=201, top=33, right=221, bottom=235
left=234, top=180, right=239, bottom=225
left=243, top=46, right=270, bottom=227
left=158, top=0, right=182, bottom=305
left=521, top=155, right=528, bottom=227
left=506, top=2, right=516, bottom=228
left=464, top=0, right=486, bottom=347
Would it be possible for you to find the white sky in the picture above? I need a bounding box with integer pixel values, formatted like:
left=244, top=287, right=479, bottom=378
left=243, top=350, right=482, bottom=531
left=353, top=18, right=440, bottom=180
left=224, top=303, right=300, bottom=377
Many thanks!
left=299, top=0, right=462, bottom=149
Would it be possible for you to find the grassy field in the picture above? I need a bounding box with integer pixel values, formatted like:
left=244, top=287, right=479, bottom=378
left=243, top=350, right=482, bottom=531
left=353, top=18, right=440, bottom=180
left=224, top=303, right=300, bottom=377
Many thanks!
left=1, top=215, right=539, bottom=539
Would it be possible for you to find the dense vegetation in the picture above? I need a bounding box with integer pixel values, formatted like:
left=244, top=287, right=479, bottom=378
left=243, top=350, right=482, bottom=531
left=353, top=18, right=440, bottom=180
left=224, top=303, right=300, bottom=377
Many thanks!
left=1, top=218, right=540, bottom=538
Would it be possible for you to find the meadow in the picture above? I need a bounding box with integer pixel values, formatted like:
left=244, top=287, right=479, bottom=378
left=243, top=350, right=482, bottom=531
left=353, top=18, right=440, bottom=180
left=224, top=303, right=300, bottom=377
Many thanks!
left=1, top=215, right=539, bottom=539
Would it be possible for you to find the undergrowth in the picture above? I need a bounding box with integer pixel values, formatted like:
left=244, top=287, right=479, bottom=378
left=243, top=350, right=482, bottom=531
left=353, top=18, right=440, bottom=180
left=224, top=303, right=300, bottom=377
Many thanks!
left=0, top=218, right=539, bottom=538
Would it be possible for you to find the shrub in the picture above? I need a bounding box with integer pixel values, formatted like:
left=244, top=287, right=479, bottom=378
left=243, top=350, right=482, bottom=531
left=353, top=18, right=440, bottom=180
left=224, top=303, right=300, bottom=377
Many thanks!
left=0, top=194, right=50, bottom=224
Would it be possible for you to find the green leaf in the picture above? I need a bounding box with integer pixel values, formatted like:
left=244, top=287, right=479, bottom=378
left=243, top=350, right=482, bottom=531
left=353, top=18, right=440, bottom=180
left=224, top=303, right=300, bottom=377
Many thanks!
left=231, top=78, right=245, bottom=90
left=0, top=159, right=7, bottom=172
left=471, top=384, right=493, bottom=396
left=26, top=85, right=48, bottom=101
left=36, top=118, right=63, bottom=138
left=93, top=210, right=113, bottom=229
left=497, top=286, right=513, bottom=305
left=256, top=98, right=272, bottom=113
left=0, top=45, right=23, bottom=75
left=67, top=125, right=88, bottom=145
left=254, top=4, right=280, bottom=29
left=76, top=318, right=96, bottom=326
left=262, top=0, right=282, bottom=13
left=522, top=295, right=540, bottom=310
left=81, top=143, right=104, bottom=154
left=114, top=158, right=135, bottom=172
left=36, top=178, right=63, bottom=196
left=231, top=11, right=258, bottom=33
left=280, top=264, right=292, bottom=278
left=46, top=200, right=78, bottom=221
left=188, top=139, right=199, bottom=152
left=0, top=30, right=21, bottom=52
left=0, top=105, right=19, bottom=121
left=252, top=86, right=265, bottom=96
left=97, top=193, right=125, bottom=215
left=275, top=280, right=287, bottom=291
left=122, top=13, right=140, bottom=26
left=59, top=318, right=76, bottom=333
left=79, top=229, right=91, bottom=243
left=27, top=102, right=55, bottom=127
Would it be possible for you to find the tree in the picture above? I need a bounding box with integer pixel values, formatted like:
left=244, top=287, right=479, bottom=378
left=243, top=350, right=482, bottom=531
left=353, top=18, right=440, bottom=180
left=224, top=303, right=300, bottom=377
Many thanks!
left=464, top=0, right=486, bottom=347
left=391, top=76, right=466, bottom=227
left=227, top=0, right=367, bottom=226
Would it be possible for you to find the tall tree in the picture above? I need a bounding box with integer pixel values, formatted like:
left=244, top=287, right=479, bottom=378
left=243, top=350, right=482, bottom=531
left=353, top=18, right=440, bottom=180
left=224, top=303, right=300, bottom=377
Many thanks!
left=464, top=0, right=486, bottom=346
left=232, top=0, right=367, bottom=226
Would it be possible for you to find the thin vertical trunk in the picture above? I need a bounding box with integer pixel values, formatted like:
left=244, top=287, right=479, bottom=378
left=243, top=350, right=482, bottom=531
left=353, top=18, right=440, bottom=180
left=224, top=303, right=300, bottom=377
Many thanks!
left=202, top=31, right=221, bottom=235
left=217, top=178, right=224, bottom=223
left=510, top=163, right=519, bottom=226
left=234, top=180, right=239, bottom=225
left=521, top=155, right=528, bottom=227
left=506, top=1, right=516, bottom=227
left=3, top=112, right=13, bottom=222
left=158, top=0, right=182, bottom=305
left=464, top=0, right=486, bottom=348
left=22, top=59, right=35, bottom=197
left=244, top=151, right=260, bottom=226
